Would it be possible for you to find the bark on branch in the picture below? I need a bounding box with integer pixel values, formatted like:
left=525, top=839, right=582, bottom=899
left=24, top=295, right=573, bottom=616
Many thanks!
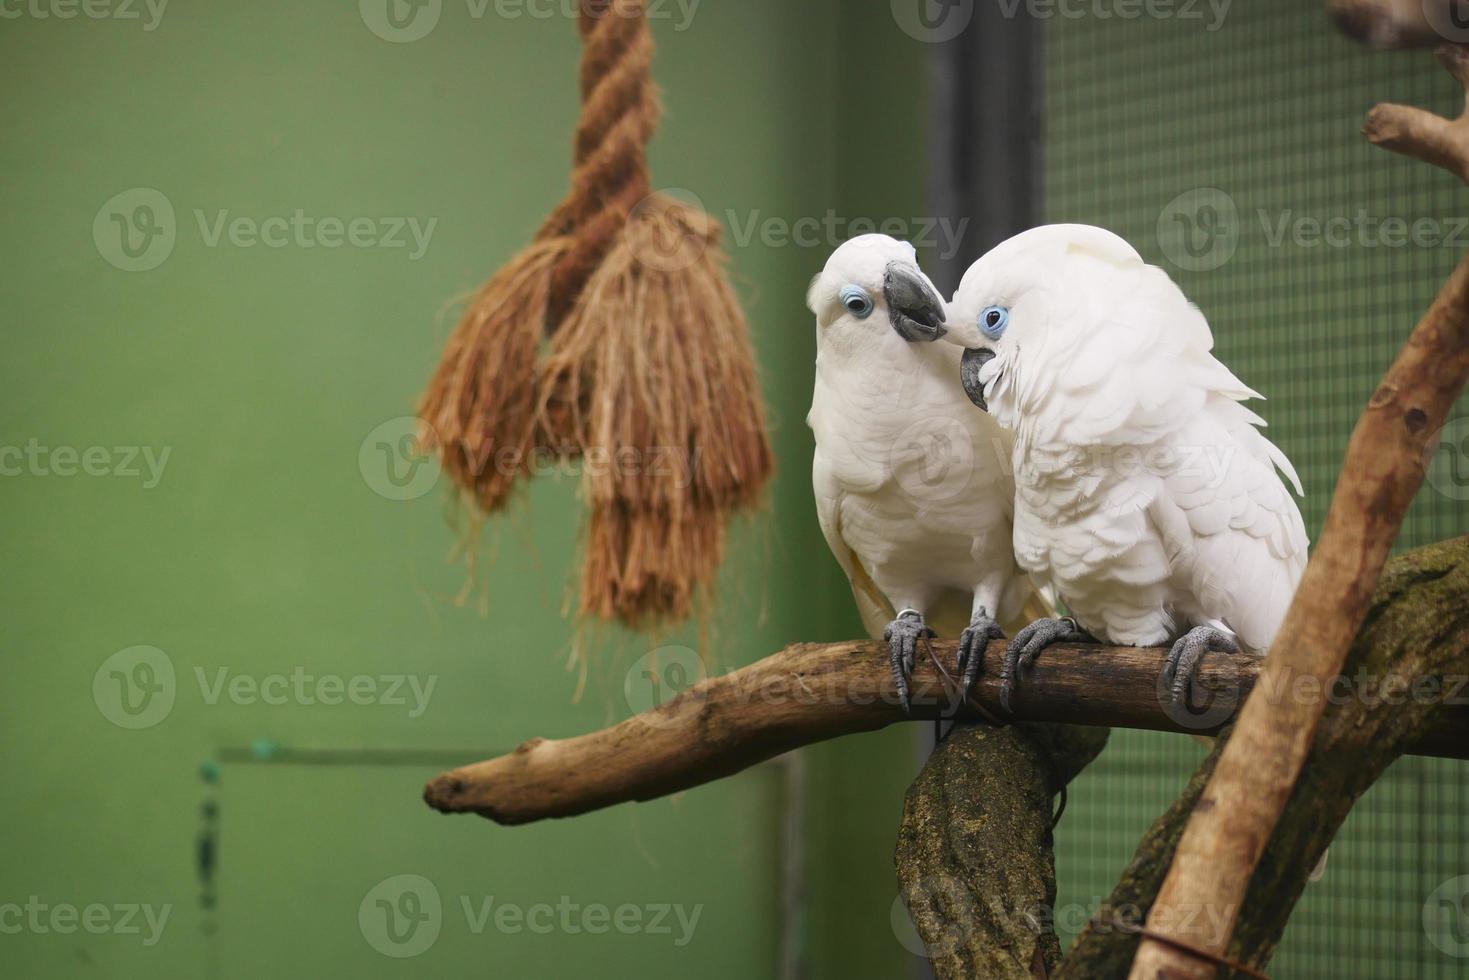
left=1326, top=0, right=1457, bottom=49
left=896, top=722, right=1109, bottom=980
left=423, top=623, right=1469, bottom=826
left=1063, top=536, right=1469, bottom=979
left=1131, top=43, right=1469, bottom=978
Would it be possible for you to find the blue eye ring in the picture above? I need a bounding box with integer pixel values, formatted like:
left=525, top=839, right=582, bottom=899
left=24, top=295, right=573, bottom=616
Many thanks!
left=979, top=305, right=1009, bottom=340
left=840, top=285, right=875, bottom=319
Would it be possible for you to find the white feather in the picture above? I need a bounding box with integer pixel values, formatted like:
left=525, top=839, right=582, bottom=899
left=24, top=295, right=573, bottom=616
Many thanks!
left=947, top=225, right=1309, bottom=654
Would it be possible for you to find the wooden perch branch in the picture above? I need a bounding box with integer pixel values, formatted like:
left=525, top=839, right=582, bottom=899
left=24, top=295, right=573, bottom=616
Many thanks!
left=1062, top=536, right=1469, bottom=979
left=1326, top=0, right=1455, bottom=49
left=1130, top=45, right=1469, bottom=979
left=790, top=540, right=1469, bottom=980
left=1364, top=46, right=1469, bottom=183
left=897, top=722, right=1109, bottom=979
left=424, top=625, right=1469, bottom=826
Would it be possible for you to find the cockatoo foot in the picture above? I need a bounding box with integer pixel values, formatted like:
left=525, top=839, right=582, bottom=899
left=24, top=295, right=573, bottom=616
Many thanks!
left=1001, top=617, right=1088, bottom=714
left=885, top=609, right=934, bottom=713
left=1163, top=625, right=1240, bottom=708
left=957, top=608, right=1004, bottom=700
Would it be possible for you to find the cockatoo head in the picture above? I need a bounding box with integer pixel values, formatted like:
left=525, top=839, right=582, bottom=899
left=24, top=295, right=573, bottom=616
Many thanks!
left=808, top=234, right=947, bottom=350
left=943, top=224, right=1144, bottom=426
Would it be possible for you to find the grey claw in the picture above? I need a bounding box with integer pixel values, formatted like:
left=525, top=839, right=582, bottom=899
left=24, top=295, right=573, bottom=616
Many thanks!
left=957, top=608, right=1004, bottom=699
left=1001, top=617, right=1086, bottom=714
left=885, top=611, right=933, bottom=713
left=1164, top=626, right=1240, bottom=706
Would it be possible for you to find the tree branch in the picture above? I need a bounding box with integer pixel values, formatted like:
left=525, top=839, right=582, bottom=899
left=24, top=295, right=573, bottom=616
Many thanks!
left=1130, top=44, right=1469, bottom=978
left=1327, top=0, right=1456, bottom=48
left=1062, top=535, right=1469, bottom=978
left=423, top=622, right=1469, bottom=826
left=897, top=722, right=1109, bottom=980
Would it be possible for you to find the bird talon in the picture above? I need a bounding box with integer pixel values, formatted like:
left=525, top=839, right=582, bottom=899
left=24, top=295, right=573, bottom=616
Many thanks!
left=886, top=610, right=933, bottom=713
left=1164, top=625, right=1239, bottom=708
left=957, top=608, right=1004, bottom=699
left=1001, top=616, right=1088, bottom=714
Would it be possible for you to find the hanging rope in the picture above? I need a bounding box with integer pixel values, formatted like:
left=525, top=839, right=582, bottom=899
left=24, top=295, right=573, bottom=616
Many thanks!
left=417, top=0, right=773, bottom=628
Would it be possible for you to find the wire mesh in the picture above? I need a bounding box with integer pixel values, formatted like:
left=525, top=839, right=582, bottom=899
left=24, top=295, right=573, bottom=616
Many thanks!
left=1043, top=3, right=1469, bottom=975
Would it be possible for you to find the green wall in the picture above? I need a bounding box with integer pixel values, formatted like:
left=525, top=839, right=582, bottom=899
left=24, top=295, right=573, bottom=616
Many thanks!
left=0, top=3, right=929, bottom=978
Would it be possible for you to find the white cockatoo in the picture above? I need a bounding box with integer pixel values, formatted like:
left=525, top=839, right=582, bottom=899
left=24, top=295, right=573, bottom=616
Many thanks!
left=807, top=234, right=1049, bottom=710
left=941, top=224, right=1308, bottom=712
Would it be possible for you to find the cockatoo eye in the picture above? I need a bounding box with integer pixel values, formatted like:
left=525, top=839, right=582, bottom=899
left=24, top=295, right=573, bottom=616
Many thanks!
left=840, top=285, right=875, bottom=319
left=979, top=305, right=1009, bottom=340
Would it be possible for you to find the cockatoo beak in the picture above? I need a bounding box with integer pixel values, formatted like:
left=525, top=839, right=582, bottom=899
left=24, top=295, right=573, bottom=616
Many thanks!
left=882, top=262, right=947, bottom=343
left=960, top=347, right=996, bottom=411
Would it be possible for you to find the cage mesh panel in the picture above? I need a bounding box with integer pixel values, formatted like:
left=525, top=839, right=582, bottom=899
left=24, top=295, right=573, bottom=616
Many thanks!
left=1044, top=4, right=1468, bottom=975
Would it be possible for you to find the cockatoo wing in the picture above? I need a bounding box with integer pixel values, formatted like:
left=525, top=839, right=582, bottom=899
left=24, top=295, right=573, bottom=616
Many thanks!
left=813, top=453, right=895, bottom=639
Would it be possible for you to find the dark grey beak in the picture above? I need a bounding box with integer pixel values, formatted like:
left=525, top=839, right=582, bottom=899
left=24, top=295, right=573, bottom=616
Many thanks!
left=960, top=347, right=996, bottom=411
left=883, top=262, right=946, bottom=342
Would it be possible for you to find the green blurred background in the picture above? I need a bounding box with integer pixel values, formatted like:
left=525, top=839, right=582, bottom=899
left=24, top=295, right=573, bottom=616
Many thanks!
left=1, top=1, right=929, bottom=978
left=3, top=1, right=1466, bottom=978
